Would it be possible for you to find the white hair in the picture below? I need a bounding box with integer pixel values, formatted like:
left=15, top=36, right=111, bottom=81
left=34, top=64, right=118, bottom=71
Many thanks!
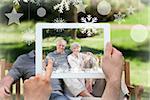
left=70, top=42, right=81, bottom=51
left=56, top=38, right=67, bottom=45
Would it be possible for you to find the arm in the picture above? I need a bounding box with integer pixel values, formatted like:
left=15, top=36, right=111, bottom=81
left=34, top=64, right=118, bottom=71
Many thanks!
left=85, top=79, right=93, bottom=93
left=101, top=43, right=124, bottom=100
left=101, top=78, right=121, bottom=100
left=0, top=55, right=24, bottom=98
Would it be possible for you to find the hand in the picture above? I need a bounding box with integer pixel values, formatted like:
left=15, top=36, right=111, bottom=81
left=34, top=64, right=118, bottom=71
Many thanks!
left=0, top=85, right=11, bottom=100
left=24, top=59, right=53, bottom=100
left=102, top=42, right=124, bottom=82
left=101, top=42, right=124, bottom=100
left=85, top=79, right=93, bottom=93
left=0, top=75, right=14, bottom=100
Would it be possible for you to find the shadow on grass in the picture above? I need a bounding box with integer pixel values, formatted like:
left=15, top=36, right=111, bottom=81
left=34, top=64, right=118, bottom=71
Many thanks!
left=114, top=46, right=149, bottom=62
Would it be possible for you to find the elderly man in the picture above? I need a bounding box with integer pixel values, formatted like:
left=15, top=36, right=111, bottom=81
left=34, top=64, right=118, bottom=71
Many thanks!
left=0, top=50, right=35, bottom=99
left=45, top=39, right=70, bottom=100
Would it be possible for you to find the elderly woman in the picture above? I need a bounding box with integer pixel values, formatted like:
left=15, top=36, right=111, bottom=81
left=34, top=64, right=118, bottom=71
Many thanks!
left=63, top=43, right=95, bottom=98
left=68, top=43, right=99, bottom=71
left=68, top=43, right=85, bottom=71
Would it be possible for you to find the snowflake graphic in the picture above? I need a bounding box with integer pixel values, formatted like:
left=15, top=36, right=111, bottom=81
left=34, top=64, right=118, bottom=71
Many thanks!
left=30, top=0, right=41, bottom=6
left=53, top=18, right=66, bottom=32
left=13, top=0, right=28, bottom=4
left=80, top=15, right=98, bottom=36
left=127, top=6, right=136, bottom=15
left=70, top=0, right=81, bottom=5
left=54, top=18, right=66, bottom=23
left=13, top=0, right=20, bottom=5
left=54, top=0, right=70, bottom=13
left=81, top=28, right=97, bottom=36
left=54, top=0, right=82, bottom=13
left=114, top=12, right=126, bottom=24
left=13, top=0, right=41, bottom=6
left=81, top=15, right=98, bottom=23
left=22, top=29, right=35, bottom=45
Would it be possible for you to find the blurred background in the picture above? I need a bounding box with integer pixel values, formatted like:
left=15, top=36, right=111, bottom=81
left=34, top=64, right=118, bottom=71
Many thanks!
left=0, top=0, right=149, bottom=99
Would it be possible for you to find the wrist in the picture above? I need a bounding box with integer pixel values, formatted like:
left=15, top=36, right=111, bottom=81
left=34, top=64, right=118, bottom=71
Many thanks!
left=79, top=90, right=93, bottom=97
left=106, top=78, right=121, bottom=90
left=0, top=75, right=14, bottom=90
left=106, top=70, right=122, bottom=83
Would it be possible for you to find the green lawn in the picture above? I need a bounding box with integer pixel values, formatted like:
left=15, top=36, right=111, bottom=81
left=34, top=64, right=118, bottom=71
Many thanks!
left=124, top=7, right=150, bottom=25
left=110, top=6, right=150, bottom=25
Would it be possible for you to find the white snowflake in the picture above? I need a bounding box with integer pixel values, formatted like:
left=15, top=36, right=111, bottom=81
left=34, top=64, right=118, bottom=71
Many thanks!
left=54, top=18, right=66, bottom=23
left=13, top=0, right=20, bottom=5
left=80, top=15, right=98, bottom=36
left=54, top=0, right=82, bottom=13
left=74, top=2, right=87, bottom=13
left=22, top=29, right=35, bottom=45
left=127, top=6, right=136, bottom=15
left=114, top=12, right=126, bottom=24
left=70, top=0, right=81, bottom=5
left=53, top=18, right=66, bottom=32
left=13, top=0, right=41, bottom=5
left=30, top=0, right=41, bottom=6
left=81, top=15, right=98, bottom=23
left=81, top=28, right=97, bottom=36
left=54, top=0, right=70, bottom=13
left=13, top=0, right=28, bottom=3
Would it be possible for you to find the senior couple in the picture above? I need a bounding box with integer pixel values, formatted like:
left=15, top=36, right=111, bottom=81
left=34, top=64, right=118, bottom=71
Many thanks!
left=46, top=39, right=99, bottom=100
left=0, top=38, right=129, bottom=100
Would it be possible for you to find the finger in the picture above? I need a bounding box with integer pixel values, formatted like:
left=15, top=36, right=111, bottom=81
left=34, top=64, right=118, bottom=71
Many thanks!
left=112, top=48, right=123, bottom=56
left=24, top=79, right=29, bottom=84
left=45, top=59, right=53, bottom=81
left=104, top=42, right=113, bottom=57
left=29, top=76, right=35, bottom=80
left=4, top=88, right=11, bottom=96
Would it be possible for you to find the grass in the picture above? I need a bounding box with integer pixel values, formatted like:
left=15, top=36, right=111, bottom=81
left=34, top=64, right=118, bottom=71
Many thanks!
left=124, top=7, right=150, bottom=25
left=109, top=6, right=150, bottom=25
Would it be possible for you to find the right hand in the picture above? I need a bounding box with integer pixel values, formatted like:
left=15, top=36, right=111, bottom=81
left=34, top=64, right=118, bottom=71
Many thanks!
left=102, top=42, right=124, bottom=82
left=0, top=85, right=11, bottom=100
left=0, top=75, right=14, bottom=100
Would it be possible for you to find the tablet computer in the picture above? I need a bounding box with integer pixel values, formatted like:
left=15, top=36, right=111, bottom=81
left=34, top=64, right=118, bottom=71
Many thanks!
left=35, top=23, right=110, bottom=78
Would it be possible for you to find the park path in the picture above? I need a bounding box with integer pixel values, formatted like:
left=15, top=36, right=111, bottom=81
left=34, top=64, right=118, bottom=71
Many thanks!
left=111, top=24, right=150, bottom=30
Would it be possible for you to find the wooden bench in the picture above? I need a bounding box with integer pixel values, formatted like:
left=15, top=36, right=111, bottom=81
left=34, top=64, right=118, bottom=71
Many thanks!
left=0, top=59, right=144, bottom=100
left=124, top=62, right=144, bottom=100
left=0, top=59, right=21, bottom=100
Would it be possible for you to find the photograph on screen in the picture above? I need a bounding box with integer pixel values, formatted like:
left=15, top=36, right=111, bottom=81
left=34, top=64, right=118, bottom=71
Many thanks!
left=36, top=23, right=110, bottom=78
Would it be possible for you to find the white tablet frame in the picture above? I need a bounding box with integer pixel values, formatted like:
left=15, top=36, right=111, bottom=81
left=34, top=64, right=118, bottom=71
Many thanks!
left=35, top=23, right=110, bottom=78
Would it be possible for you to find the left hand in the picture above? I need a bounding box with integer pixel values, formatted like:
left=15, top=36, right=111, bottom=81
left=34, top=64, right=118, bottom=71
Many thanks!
left=24, top=59, right=53, bottom=100
left=86, top=79, right=93, bottom=93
